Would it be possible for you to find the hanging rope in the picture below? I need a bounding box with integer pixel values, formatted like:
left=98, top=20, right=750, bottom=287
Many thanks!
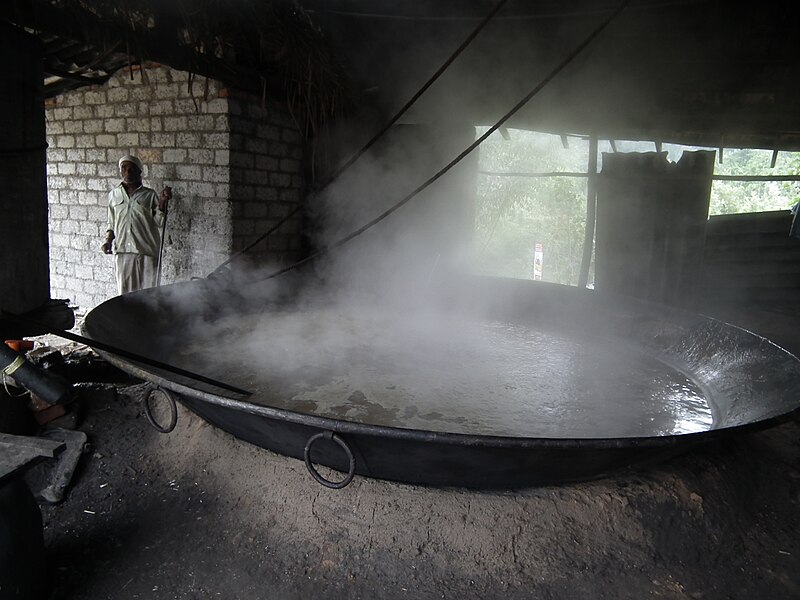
left=242, top=0, right=634, bottom=286
left=208, top=0, right=510, bottom=275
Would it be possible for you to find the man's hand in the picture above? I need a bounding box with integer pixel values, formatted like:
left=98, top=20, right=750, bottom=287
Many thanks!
left=101, top=230, right=114, bottom=254
left=159, top=186, right=172, bottom=212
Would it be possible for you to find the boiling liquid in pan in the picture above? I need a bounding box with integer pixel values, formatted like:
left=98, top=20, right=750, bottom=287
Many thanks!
left=176, top=307, right=714, bottom=438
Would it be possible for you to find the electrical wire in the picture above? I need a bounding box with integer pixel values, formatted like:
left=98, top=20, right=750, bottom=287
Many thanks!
left=208, top=0, right=510, bottom=275
left=244, top=0, right=635, bottom=286
left=2, top=373, right=29, bottom=397
left=312, top=0, right=699, bottom=22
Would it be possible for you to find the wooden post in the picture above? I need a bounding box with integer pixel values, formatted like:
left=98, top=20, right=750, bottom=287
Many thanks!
left=578, top=136, right=598, bottom=288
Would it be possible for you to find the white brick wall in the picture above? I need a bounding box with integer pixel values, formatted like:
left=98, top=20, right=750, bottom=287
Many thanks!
left=45, top=64, right=305, bottom=311
left=228, top=93, right=305, bottom=267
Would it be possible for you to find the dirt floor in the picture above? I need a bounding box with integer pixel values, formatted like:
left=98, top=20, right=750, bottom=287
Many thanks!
left=21, top=306, right=800, bottom=599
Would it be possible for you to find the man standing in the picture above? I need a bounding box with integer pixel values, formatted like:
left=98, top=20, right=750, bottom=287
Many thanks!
left=101, top=155, right=172, bottom=294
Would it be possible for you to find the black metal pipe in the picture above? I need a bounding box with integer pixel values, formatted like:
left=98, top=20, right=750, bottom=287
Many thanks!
left=0, top=343, right=73, bottom=406
left=2, top=310, right=251, bottom=397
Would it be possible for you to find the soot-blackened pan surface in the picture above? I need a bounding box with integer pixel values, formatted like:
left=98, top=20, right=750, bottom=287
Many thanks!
left=82, top=276, right=800, bottom=488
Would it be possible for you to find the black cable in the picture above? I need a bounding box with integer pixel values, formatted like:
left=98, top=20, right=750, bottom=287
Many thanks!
left=209, top=0, right=510, bottom=275
left=244, top=0, right=635, bottom=286
left=311, top=0, right=704, bottom=22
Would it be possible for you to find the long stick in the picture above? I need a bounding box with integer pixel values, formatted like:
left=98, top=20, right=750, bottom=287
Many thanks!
left=1, top=311, right=252, bottom=397
left=156, top=205, right=168, bottom=287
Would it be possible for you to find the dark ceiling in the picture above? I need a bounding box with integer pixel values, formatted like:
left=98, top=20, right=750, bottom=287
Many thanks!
left=303, top=0, right=800, bottom=150
left=7, top=0, right=800, bottom=150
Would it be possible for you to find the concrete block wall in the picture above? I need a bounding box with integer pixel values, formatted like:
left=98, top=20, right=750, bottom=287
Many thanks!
left=45, top=64, right=305, bottom=311
left=228, top=92, right=305, bottom=269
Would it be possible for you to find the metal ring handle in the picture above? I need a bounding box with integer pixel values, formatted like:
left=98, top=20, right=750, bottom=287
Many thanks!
left=144, top=386, right=178, bottom=434
left=303, top=431, right=356, bottom=489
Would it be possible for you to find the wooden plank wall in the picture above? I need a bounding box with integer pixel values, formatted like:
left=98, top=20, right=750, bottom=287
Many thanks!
left=700, top=210, right=800, bottom=307
left=0, top=23, right=50, bottom=314
left=595, top=151, right=714, bottom=309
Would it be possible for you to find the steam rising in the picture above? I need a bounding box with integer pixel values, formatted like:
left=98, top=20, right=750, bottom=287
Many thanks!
left=74, top=1, right=800, bottom=449
left=130, top=120, right=715, bottom=440
left=134, top=3, right=735, bottom=439
left=172, top=303, right=712, bottom=438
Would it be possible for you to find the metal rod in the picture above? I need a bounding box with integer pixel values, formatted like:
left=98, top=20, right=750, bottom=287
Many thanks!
left=479, top=171, right=800, bottom=182
left=0, top=312, right=251, bottom=397
left=578, top=136, right=598, bottom=289
left=479, top=170, right=588, bottom=178
left=711, top=174, right=800, bottom=182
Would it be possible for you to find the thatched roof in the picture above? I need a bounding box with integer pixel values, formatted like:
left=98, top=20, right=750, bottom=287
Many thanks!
left=7, top=0, right=348, bottom=138
left=7, top=0, right=800, bottom=150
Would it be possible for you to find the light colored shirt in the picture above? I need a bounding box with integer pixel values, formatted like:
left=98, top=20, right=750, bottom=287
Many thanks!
left=106, top=183, right=164, bottom=257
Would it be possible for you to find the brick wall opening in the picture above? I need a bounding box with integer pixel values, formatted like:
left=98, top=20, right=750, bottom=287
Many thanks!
left=45, top=64, right=305, bottom=312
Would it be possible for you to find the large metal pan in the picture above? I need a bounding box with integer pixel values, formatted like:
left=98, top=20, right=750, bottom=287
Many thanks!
left=81, top=276, right=800, bottom=488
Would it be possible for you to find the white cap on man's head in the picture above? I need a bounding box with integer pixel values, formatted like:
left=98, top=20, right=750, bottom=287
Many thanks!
left=118, top=155, right=143, bottom=172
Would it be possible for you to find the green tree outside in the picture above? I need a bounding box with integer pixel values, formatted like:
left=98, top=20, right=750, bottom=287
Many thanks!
left=474, top=129, right=800, bottom=286
left=711, top=148, right=800, bottom=214
left=474, top=129, right=588, bottom=285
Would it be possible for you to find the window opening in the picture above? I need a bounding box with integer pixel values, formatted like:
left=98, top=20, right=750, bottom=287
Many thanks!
left=474, top=128, right=800, bottom=285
